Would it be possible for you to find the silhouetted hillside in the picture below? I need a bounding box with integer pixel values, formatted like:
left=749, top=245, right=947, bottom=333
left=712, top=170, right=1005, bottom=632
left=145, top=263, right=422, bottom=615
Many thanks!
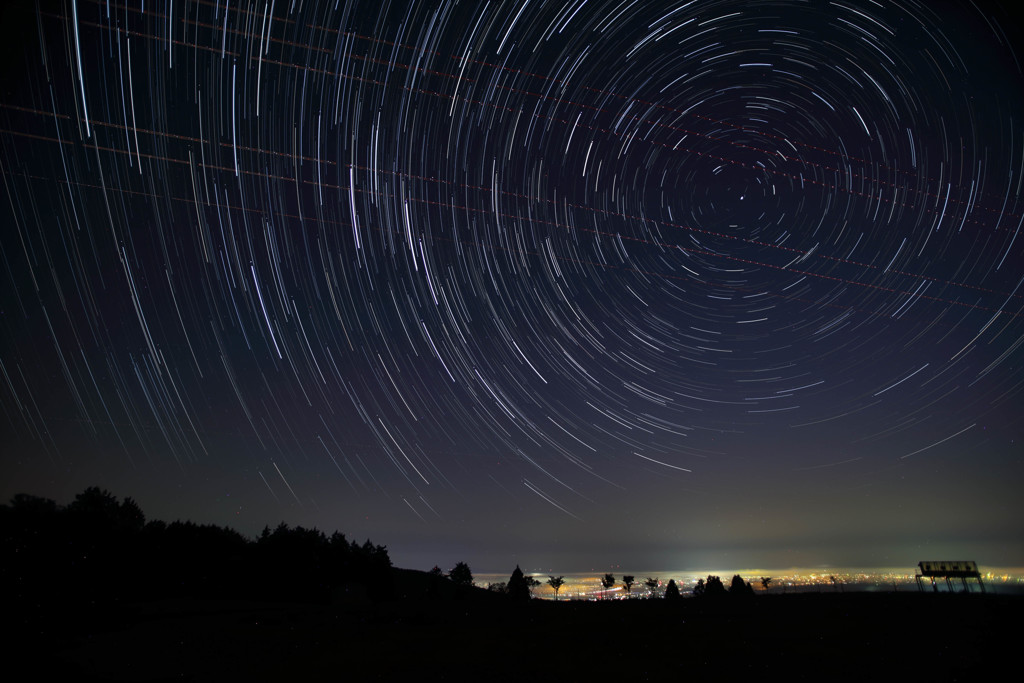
left=5, top=488, right=1018, bottom=681
left=1, top=488, right=393, bottom=616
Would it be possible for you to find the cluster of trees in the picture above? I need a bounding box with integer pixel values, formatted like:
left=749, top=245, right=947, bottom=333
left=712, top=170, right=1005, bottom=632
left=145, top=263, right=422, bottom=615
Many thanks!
left=426, top=562, right=776, bottom=603
left=593, top=573, right=758, bottom=600
left=1, top=488, right=393, bottom=611
left=692, top=575, right=756, bottom=596
left=441, top=566, right=768, bottom=602
left=482, top=565, right=540, bottom=601
left=486, top=571, right=764, bottom=601
left=427, top=561, right=544, bottom=602
left=593, top=574, right=682, bottom=600
left=424, top=564, right=770, bottom=603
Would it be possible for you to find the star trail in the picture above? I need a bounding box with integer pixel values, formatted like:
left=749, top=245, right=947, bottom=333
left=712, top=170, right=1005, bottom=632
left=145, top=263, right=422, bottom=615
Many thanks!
left=1, top=0, right=1022, bottom=572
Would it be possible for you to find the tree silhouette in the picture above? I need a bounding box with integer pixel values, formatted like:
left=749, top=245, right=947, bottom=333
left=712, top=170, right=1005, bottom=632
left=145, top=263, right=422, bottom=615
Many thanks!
left=601, top=573, right=616, bottom=599
left=526, top=575, right=541, bottom=596
left=449, top=561, right=474, bottom=587
left=120, top=497, right=146, bottom=529
left=644, top=577, right=659, bottom=598
left=704, top=575, right=726, bottom=596
left=253, top=522, right=391, bottom=602
left=761, top=577, right=772, bottom=593
left=508, top=565, right=531, bottom=601
left=622, top=575, right=635, bottom=598
left=693, top=578, right=705, bottom=596
left=68, top=487, right=123, bottom=524
left=664, top=579, right=681, bottom=600
left=729, top=574, right=754, bottom=596
left=548, top=575, right=566, bottom=601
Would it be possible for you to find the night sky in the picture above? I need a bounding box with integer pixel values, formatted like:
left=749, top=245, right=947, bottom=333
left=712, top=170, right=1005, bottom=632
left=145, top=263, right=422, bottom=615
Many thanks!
left=2, top=0, right=1022, bottom=574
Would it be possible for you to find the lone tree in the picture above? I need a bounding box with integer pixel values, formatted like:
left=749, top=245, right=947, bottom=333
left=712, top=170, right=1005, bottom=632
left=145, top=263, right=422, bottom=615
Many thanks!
left=507, top=565, right=531, bottom=601
left=664, top=579, right=681, bottom=600
left=622, top=575, right=635, bottom=598
left=601, top=573, right=616, bottom=599
left=761, top=577, right=772, bottom=593
left=449, top=561, right=474, bottom=587
left=548, top=575, right=566, bottom=601
left=644, top=577, right=659, bottom=598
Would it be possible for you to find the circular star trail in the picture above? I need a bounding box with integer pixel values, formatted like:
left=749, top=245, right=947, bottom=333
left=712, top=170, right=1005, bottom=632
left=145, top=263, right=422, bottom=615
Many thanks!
left=2, top=0, right=1022, bottom=565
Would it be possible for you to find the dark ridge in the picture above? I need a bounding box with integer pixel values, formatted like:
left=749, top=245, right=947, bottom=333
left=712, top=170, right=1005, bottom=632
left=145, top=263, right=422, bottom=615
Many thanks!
left=4, top=488, right=1016, bottom=681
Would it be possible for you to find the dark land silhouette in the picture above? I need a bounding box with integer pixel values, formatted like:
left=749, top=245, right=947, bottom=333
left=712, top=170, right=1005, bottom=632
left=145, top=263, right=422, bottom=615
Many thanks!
left=4, top=488, right=1016, bottom=681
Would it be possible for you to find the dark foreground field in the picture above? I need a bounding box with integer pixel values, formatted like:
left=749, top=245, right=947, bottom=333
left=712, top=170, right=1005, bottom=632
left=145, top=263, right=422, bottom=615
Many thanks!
left=22, top=586, right=1017, bottom=682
